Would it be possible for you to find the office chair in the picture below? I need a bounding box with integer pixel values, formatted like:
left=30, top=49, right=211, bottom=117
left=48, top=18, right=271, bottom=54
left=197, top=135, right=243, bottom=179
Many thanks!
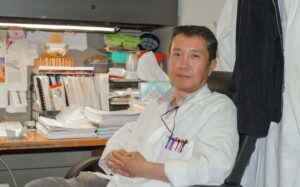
left=65, top=71, right=258, bottom=187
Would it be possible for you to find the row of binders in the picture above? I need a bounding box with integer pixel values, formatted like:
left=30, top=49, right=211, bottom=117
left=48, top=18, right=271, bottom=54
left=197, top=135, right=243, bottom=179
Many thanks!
left=33, top=74, right=109, bottom=113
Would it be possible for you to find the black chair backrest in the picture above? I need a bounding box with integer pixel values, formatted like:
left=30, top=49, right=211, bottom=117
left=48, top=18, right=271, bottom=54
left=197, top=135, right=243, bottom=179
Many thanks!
left=206, top=71, right=257, bottom=186
left=207, top=71, right=232, bottom=96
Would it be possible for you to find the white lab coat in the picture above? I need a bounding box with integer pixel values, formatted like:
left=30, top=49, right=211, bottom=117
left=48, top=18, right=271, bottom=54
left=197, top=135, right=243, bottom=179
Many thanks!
left=99, top=85, right=239, bottom=187
left=217, top=0, right=300, bottom=187
left=277, top=0, right=300, bottom=186
left=281, top=0, right=300, bottom=133
left=215, top=0, right=238, bottom=72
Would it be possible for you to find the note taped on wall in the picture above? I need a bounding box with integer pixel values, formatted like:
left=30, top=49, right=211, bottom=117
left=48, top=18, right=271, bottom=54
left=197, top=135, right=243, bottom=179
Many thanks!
left=0, top=57, right=4, bottom=83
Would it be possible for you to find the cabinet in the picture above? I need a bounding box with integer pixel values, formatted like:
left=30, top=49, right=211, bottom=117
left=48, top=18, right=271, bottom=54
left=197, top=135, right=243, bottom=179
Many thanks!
left=0, top=0, right=178, bottom=30
left=0, top=150, right=92, bottom=187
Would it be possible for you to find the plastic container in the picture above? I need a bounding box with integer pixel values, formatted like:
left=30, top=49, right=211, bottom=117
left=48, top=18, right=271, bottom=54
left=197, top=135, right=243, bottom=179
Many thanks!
left=107, top=52, right=128, bottom=64
left=126, top=53, right=138, bottom=71
left=125, top=53, right=138, bottom=79
left=40, top=43, right=68, bottom=58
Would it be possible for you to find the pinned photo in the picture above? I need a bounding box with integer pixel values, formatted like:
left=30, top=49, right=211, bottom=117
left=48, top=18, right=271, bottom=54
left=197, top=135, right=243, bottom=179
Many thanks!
left=0, top=57, right=5, bottom=83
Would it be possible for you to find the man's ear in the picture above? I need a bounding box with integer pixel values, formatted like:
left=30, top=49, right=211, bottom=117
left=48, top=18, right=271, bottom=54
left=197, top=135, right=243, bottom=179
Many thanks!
left=208, top=59, right=217, bottom=76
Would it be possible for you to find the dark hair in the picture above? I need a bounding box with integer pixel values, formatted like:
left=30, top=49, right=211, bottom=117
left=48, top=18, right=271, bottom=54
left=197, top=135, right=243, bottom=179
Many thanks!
left=170, top=25, right=218, bottom=62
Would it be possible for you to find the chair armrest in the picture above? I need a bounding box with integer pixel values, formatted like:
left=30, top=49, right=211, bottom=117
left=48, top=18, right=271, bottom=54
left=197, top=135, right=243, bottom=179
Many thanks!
left=190, top=183, right=241, bottom=187
left=189, top=185, right=220, bottom=187
left=65, top=156, right=103, bottom=179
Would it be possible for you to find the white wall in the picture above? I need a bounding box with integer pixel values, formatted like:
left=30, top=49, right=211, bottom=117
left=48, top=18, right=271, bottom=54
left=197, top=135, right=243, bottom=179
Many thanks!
left=178, top=0, right=225, bottom=33
left=154, top=0, right=226, bottom=70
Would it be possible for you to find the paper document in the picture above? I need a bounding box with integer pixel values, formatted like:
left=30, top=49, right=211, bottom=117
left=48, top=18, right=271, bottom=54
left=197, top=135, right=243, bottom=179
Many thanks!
left=38, top=116, right=96, bottom=130
left=26, top=31, right=52, bottom=58
left=8, top=29, right=25, bottom=43
left=0, top=30, right=7, bottom=57
left=109, top=88, right=140, bottom=99
left=0, top=30, right=7, bottom=86
left=5, top=39, right=30, bottom=90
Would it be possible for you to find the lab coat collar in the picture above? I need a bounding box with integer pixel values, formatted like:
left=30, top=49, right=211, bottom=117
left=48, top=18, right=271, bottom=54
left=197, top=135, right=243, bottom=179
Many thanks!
left=158, top=84, right=212, bottom=108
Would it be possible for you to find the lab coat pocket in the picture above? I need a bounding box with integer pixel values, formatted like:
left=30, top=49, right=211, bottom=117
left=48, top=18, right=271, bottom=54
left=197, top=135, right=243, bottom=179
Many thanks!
left=164, top=135, right=195, bottom=160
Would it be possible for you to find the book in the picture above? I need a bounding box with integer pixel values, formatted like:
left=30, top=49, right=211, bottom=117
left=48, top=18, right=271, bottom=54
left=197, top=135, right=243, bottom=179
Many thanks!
left=33, top=76, right=46, bottom=111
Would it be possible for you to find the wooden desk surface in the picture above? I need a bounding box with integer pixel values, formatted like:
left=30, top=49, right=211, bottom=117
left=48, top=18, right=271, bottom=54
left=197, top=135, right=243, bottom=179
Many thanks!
left=0, top=131, right=108, bottom=151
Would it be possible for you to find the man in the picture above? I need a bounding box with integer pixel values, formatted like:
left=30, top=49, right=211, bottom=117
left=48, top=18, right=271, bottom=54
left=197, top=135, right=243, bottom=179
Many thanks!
left=26, top=25, right=238, bottom=187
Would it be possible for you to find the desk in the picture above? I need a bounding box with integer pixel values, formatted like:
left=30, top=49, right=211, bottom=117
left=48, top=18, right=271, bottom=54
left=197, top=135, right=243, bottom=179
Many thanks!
left=0, top=131, right=108, bottom=187
left=0, top=131, right=108, bottom=151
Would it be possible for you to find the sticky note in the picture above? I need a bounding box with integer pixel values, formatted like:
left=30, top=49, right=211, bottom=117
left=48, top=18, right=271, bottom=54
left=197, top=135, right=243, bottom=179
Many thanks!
left=50, top=34, right=63, bottom=43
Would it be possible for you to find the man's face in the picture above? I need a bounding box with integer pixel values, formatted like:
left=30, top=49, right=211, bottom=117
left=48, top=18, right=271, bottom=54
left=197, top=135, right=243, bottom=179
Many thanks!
left=168, top=34, right=216, bottom=94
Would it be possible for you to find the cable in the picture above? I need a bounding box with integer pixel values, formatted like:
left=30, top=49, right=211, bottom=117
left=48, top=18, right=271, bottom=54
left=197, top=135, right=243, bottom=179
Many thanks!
left=160, top=106, right=179, bottom=135
left=0, top=156, right=19, bottom=187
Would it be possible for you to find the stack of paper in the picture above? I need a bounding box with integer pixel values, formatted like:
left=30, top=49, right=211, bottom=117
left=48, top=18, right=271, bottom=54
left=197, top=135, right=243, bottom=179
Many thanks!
left=83, top=107, right=140, bottom=137
left=83, top=107, right=140, bottom=127
left=109, top=88, right=140, bottom=105
left=37, top=116, right=98, bottom=139
left=36, top=106, right=140, bottom=139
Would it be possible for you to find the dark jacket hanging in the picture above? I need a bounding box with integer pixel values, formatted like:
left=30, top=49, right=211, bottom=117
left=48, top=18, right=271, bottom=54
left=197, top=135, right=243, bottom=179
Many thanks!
left=230, top=0, right=284, bottom=137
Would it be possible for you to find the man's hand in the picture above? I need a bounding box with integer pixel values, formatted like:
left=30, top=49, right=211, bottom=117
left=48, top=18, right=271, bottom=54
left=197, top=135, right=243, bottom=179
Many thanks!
left=107, top=150, right=133, bottom=177
left=120, top=152, right=169, bottom=182
left=108, top=151, right=169, bottom=182
left=119, top=152, right=148, bottom=177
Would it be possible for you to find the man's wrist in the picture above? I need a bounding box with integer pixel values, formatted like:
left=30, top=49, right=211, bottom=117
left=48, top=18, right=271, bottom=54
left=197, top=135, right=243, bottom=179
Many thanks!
left=140, top=162, right=169, bottom=182
left=138, top=161, right=152, bottom=178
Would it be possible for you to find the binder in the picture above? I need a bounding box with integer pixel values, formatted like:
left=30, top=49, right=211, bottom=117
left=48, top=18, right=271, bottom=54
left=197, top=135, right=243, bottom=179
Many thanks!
left=34, top=76, right=47, bottom=111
